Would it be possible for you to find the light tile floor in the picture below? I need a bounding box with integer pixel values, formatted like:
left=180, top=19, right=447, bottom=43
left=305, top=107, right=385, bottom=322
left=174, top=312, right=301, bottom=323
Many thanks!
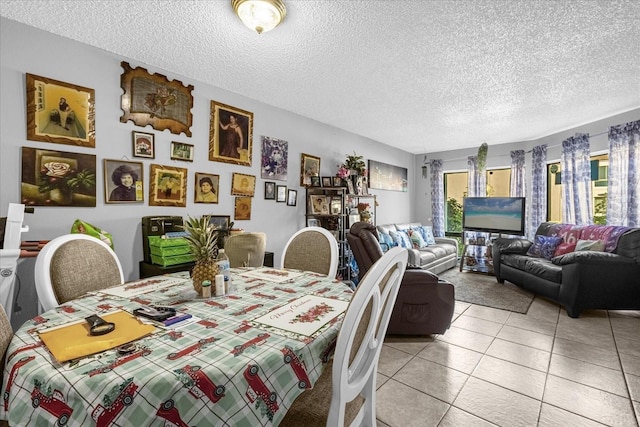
left=375, top=297, right=640, bottom=427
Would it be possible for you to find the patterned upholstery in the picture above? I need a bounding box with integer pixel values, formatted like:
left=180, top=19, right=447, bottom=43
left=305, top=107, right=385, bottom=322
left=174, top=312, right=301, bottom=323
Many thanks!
left=1, top=305, right=13, bottom=427
left=35, top=234, right=124, bottom=311
left=281, top=227, right=338, bottom=277
left=224, top=232, right=267, bottom=268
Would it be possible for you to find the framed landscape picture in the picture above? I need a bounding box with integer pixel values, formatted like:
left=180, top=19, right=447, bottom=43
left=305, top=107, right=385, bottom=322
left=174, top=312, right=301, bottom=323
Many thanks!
left=26, top=73, right=95, bottom=147
left=170, top=141, right=194, bottom=162
left=209, top=100, right=253, bottom=166
left=209, top=215, right=230, bottom=230
left=149, top=164, right=187, bottom=207
left=132, top=131, right=154, bottom=158
left=104, top=159, right=143, bottom=203
left=231, top=173, right=256, bottom=197
left=368, top=159, right=408, bottom=192
left=194, top=172, right=219, bottom=204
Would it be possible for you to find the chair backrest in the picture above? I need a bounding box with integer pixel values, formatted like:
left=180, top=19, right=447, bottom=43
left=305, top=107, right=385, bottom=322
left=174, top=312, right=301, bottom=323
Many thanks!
left=347, top=222, right=384, bottom=278
left=329, top=246, right=407, bottom=425
left=281, top=226, right=338, bottom=277
left=35, top=234, right=124, bottom=311
left=225, top=232, right=267, bottom=268
left=0, top=305, right=12, bottom=370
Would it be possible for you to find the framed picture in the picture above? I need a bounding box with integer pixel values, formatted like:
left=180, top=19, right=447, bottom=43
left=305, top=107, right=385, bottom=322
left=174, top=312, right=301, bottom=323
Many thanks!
left=276, top=185, right=287, bottom=203
left=132, top=131, right=155, bottom=158
left=330, top=197, right=342, bottom=215
left=307, top=218, right=320, bottom=227
left=234, top=197, right=252, bottom=220
left=476, top=237, right=486, bottom=246
left=264, top=181, right=276, bottom=200
left=209, top=215, right=231, bottom=230
left=103, top=159, right=143, bottom=203
left=261, top=136, right=288, bottom=181
left=21, top=147, right=96, bottom=207
left=310, top=195, right=329, bottom=215
left=300, top=153, right=320, bottom=187
left=333, top=177, right=343, bottom=187
left=170, top=142, right=194, bottom=162
left=346, top=179, right=355, bottom=195
left=321, top=176, right=332, bottom=187
left=209, top=100, right=253, bottom=166
left=368, top=159, right=408, bottom=192
left=349, top=214, right=361, bottom=227
left=287, top=189, right=297, bottom=206
left=26, top=73, right=95, bottom=147
left=149, top=164, right=187, bottom=207
left=310, top=176, right=321, bottom=187
left=231, top=173, right=256, bottom=197
left=194, top=172, right=219, bottom=204
left=119, top=62, right=194, bottom=136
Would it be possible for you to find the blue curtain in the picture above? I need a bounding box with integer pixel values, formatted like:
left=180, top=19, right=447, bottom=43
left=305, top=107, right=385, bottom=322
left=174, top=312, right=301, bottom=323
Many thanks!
left=510, top=150, right=526, bottom=197
left=428, top=159, right=445, bottom=237
left=467, top=156, right=486, bottom=197
left=607, top=120, right=639, bottom=226
left=561, top=133, right=592, bottom=225
left=529, top=145, right=547, bottom=238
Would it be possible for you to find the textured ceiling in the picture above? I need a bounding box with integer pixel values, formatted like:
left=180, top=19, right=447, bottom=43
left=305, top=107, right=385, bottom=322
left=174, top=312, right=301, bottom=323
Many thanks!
left=1, top=0, right=639, bottom=154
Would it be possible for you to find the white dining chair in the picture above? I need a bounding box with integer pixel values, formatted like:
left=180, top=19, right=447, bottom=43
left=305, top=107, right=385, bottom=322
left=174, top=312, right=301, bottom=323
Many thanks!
left=281, top=227, right=338, bottom=277
left=224, top=232, right=267, bottom=268
left=280, top=247, right=408, bottom=426
left=35, top=234, right=124, bottom=312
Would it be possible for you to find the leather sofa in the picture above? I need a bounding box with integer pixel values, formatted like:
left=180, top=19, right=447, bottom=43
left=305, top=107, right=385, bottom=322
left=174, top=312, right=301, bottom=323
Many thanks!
left=376, top=222, right=458, bottom=275
left=347, top=222, right=455, bottom=335
left=492, top=222, right=640, bottom=317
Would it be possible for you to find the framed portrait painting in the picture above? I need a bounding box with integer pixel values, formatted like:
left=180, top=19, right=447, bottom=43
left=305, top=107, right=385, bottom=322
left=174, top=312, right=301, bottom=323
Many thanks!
left=132, top=131, right=154, bottom=158
left=264, top=181, right=276, bottom=200
left=231, top=173, right=256, bottom=197
left=119, top=62, right=194, bottom=137
left=170, top=141, right=194, bottom=162
left=209, top=100, right=253, bottom=166
left=234, top=197, right=252, bottom=221
left=321, top=177, right=332, bottom=187
left=300, top=153, right=320, bottom=187
left=104, top=159, right=143, bottom=203
left=194, top=172, right=219, bottom=204
left=276, top=185, right=287, bottom=203
left=149, top=164, right=187, bottom=207
left=26, top=73, right=95, bottom=148
left=21, top=147, right=96, bottom=207
left=260, top=135, right=288, bottom=181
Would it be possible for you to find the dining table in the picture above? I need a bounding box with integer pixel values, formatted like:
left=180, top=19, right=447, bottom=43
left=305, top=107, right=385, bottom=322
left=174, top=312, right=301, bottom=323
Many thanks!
left=0, top=267, right=353, bottom=426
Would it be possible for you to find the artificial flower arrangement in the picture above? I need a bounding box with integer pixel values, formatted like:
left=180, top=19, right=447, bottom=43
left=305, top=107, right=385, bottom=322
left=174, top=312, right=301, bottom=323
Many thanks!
left=337, top=152, right=366, bottom=178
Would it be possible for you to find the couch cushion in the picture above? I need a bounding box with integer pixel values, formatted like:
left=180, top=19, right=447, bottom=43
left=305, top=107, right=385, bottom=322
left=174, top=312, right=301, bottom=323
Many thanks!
left=408, top=229, right=427, bottom=249
left=501, top=253, right=530, bottom=271
left=418, top=226, right=436, bottom=245
left=527, top=235, right=563, bottom=260
left=575, top=239, right=605, bottom=252
left=524, top=258, right=562, bottom=283
left=377, top=224, right=397, bottom=236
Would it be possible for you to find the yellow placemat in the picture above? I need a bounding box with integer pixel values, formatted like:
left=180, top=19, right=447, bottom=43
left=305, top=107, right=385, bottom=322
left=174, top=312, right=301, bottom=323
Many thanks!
left=38, top=310, right=157, bottom=362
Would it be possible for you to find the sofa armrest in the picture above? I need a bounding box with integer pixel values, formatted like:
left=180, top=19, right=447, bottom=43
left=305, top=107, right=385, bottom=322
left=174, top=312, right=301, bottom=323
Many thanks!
left=402, top=269, right=439, bottom=284
left=405, top=248, right=421, bottom=266
left=492, top=238, right=532, bottom=255
left=552, top=251, right=637, bottom=266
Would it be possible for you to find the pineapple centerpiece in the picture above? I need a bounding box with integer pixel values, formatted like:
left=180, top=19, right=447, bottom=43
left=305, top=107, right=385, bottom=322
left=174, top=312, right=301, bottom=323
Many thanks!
left=182, top=215, right=219, bottom=296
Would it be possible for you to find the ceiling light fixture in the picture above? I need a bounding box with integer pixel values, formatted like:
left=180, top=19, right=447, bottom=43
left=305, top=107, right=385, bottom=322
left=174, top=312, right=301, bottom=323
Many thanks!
left=232, top=0, right=286, bottom=34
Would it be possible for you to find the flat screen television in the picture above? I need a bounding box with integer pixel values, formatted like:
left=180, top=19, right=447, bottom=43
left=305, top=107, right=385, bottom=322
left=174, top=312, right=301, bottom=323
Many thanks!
left=462, top=197, right=526, bottom=235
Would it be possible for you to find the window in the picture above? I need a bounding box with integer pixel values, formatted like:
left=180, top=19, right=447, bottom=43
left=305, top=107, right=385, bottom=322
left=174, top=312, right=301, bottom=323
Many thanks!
left=547, top=154, right=608, bottom=224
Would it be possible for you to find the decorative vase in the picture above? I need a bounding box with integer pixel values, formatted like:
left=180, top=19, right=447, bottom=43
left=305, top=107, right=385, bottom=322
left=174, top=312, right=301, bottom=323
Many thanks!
left=50, top=188, right=72, bottom=205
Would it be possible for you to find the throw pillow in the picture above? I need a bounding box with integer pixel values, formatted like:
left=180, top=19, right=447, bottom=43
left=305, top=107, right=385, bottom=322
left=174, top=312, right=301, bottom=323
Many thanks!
left=378, top=232, right=394, bottom=252
left=419, top=226, right=436, bottom=245
left=408, top=229, right=427, bottom=249
left=575, top=239, right=606, bottom=252
left=390, top=230, right=412, bottom=249
left=527, top=235, right=563, bottom=260
left=553, top=242, right=577, bottom=257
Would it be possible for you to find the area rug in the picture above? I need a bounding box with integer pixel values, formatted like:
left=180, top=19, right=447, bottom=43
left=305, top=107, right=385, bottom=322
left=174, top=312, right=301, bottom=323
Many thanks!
left=438, top=269, right=535, bottom=314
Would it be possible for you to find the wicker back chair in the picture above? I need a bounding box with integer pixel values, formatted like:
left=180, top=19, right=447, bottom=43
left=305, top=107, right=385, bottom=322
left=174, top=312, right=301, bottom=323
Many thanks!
left=224, top=232, right=267, bottom=268
left=281, top=227, right=338, bottom=277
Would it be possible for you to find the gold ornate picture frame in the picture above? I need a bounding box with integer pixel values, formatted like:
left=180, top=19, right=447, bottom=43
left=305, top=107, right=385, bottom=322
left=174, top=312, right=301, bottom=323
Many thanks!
left=300, top=153, right=320, bottom=187
left=194, top=172, right=219, bottom=204
left=231, top=172, right=256, bottom=197
left=120, top=62, right=194, bottom=137
left=149, top=164, right=187, bottom=207
left=234, top=197, right=252, bottom=220
left=209, top=100, right=253, bottom=166
left=26, top=73, right=96, bottom=148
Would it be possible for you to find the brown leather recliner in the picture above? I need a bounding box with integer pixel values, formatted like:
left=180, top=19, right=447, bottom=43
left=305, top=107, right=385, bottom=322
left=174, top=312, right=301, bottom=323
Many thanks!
left=347, top=222, right=455, bottom=335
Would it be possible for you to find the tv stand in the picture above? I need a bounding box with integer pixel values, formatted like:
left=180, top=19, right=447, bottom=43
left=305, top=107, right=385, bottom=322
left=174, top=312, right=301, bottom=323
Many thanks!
left=459, top=230, right=494, bottom=275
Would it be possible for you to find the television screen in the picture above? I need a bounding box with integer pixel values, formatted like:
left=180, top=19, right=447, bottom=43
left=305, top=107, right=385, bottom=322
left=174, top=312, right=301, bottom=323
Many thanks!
left=462, top=197, right=526, bottom=235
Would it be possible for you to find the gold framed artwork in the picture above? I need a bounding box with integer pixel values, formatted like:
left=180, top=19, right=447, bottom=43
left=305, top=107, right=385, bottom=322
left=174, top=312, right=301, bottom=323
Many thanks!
left=132, top=131, right=155, bottom=158
left=231, top=172, right=256, bottom=197
left=209, top=100, right=253, bottom=166
left=234, top=197, right=252, bottom=220
left=26, top=73, right=95, bottom=148
left=149, top=164, right=187, bottom=207
left=194, top=172, right=219, bottom=204
left=21, top=146, right=97, bottom=207
left=170, top=141, right=194, bottom=162
left=119, top=62, right=194, bottom=137
left=103, top=159, right=144, bottom=203
left=310, top=195, right=329, bottom=215
left=300, top=153, right=320, bottom=187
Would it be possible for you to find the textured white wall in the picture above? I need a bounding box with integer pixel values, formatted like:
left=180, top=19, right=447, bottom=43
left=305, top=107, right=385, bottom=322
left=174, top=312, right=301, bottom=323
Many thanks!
left=0, top=18, right=415, bottom=283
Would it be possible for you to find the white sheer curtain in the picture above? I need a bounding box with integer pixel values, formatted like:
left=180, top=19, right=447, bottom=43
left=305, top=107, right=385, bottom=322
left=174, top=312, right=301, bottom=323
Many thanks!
left=467, top=156, right=486, bottom=197
left=607, top=120, right=639, bottom=226
left=428, top=159, right=445, bottom=237
left=528, top=145, right=547, bottom=238
left=510, top=150, right=526, bottom=197
left=561, top=133, right=592, bottom=225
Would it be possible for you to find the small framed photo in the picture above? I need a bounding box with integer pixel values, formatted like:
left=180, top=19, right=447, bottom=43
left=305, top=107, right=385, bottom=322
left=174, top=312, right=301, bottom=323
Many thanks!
left=349, top=214, right=361, bottom=227
left=300, top=153, right=320, bottom=187
left=310, top=195, right=329, bottom=215
left=307, top=218, right=320, bottom=227
left=171, top=141, right=194, bottom=162
left=132, top=131, right=155, bottom=158
left=346, top=179, right=355, bottom=195
left=321, top=176, right=332, bottom=187
left=209, top=215, right=231, bottom=230
left=264, top=181, right=276, bottom=200
left=103, top=159, right=144, bottom=203
left=332, top=177, right=343, bottom=187
left=330, top=197, right=342, bottom=215
left=276, top=185, right=287, bottom=202
left=149, top=164, right=187, bottom=207
left=287, top=189, right=297, bottom=206
left=234, top=197, right=252, bottom=220
left=476, top=237, right=486, bottom=246
left=194, top=172, right=219, bottom=204
left=231, top=172, right=256, bottom=197
left=310, top=176, right=321, bottom=187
